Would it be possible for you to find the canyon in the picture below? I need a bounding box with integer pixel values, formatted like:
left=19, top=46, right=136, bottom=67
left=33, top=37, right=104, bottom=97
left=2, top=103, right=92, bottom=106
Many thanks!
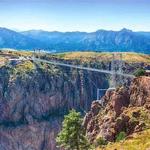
left=0, top=51, right=150, bottom=150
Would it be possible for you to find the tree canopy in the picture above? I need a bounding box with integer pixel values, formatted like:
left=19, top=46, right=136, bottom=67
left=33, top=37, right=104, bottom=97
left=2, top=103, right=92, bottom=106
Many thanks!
left=56, top=109, right=92, bottom=150
left=134, top=68, right=146, bottom=77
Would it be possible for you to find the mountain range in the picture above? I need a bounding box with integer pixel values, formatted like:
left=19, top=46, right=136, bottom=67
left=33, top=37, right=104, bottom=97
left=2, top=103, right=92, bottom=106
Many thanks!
left=0, top=27, right=150, bottom=53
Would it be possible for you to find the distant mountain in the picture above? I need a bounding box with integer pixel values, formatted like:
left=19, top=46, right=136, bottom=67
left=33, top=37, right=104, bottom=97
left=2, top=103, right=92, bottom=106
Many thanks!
left=22, top=30, right=87, bottom=51
left=0, top=27, right=150, bottom=53
left=0, top=28, right=42, bottom=49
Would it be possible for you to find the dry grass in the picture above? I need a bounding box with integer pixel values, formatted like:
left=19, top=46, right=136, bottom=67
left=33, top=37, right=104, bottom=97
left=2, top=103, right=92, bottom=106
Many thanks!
left=55, top=52, right=150, bottom=63
left=97, top=129, right=150, bottom=150
left=13, top=61, right=35, bottom=75
left=123, top=53, right=150, bottom=63
left=55, top=52, right=112, bottom=62
left=0, top=49, right=33, bottom=57
left=0, top=56, right=7, bottom=67
left=0, top=50, right=150, bottom=64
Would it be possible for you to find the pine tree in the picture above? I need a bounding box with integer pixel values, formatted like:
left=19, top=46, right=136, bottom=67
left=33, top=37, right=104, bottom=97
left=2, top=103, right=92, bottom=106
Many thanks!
left=56, top=109, right=92, bottom=150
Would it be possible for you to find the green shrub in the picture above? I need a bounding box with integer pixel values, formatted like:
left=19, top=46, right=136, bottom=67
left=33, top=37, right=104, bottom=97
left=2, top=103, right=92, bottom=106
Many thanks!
left=134, top=68, right=146, bottom=77
left=116, top=131, right=126, bottom=142
left=96, top=137, right=108, bottom=146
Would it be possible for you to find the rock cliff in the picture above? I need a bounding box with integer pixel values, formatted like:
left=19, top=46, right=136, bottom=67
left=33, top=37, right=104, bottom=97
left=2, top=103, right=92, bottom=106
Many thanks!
left=0, top=58, right=108, bottom=150
left=84, top=76, right=150, bottom=146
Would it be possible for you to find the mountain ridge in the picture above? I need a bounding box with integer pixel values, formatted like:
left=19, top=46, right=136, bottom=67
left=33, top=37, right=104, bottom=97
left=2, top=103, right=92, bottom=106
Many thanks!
left=0, top=27, right=150, bottom=53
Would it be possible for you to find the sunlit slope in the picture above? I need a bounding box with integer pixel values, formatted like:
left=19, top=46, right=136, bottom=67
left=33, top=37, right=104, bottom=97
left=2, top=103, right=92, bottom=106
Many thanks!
left=97, top=129, right=150, bottom=150
left=54, top=52, right=150, bottom=63
left=0, top=50, right=150, bottom=63
left=0, top=49, right=32, bottom=57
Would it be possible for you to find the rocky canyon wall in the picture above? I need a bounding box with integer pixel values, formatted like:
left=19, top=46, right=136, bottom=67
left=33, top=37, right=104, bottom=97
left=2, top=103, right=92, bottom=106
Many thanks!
left=0, top=61, right=108, bottom=150
left=0, top=55, right=149, bottom=150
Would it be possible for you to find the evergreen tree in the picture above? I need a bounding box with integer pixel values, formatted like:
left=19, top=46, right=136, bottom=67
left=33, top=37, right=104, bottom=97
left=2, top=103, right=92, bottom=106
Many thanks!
left=134, top=68, right=146, bottom=77
left=56, top=109, right=92, bottom=150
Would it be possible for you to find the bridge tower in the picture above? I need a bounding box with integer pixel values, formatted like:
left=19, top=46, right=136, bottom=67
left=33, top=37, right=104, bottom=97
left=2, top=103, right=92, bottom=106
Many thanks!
left=111, top=53, right=116, bottom=88
left=97, top=52, right=124, bottom=100
left=111, top=52, right=124, bottom=88
left=80, top=70, right=84, bottom=96
left=119, top=53, right=123, bottom=74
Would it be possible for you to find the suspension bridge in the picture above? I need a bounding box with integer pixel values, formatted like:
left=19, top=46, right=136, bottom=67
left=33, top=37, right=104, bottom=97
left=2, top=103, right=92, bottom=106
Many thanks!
left=9, top=51, right=135, bottom=100
left=32, top=57, right=134, bottom=78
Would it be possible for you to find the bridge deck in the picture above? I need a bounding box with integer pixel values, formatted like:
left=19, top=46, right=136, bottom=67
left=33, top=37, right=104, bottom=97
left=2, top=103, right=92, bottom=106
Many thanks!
left=33, top=58, right=135, bottom=78
left=8, top=57, right=135, bottom=78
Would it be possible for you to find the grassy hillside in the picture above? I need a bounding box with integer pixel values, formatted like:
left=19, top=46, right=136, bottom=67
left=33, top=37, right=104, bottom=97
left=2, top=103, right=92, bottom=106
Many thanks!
left=97, top=129, right=150, bottom=150
left=54, top=52, right=150, bottom=63
left=0, top=50, right=150, bottom=63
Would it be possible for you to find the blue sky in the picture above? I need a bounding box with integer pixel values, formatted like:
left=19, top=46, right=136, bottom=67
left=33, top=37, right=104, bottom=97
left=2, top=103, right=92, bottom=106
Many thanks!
left=0, top=0, right=150, bottom=32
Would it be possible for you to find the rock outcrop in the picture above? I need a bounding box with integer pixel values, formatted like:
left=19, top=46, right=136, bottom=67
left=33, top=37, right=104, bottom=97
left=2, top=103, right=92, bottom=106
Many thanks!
left=84, top=76, right=150, bottom=143
left=130, top=77, right=150, bottom=106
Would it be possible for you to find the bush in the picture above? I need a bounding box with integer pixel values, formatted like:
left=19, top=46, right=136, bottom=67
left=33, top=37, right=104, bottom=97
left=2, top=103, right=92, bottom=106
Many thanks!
left=134, top=68, right=146, bottom=77
left=96, top=137, right=108, bottom=146
left=116, top=131, right=126, bottom=142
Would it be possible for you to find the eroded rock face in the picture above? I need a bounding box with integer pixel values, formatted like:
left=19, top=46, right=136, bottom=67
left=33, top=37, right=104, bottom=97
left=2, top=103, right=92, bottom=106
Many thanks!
left=83, top=101, right=102, bottom=141
left=0, top=63, right=109, bottom=150
left=84, top=77, right=150, bottom=143
left=0, top=65, right=108, bottom=124
left=129, top=77, right=150, bottom=106
left=0, top=119, right=61, bottom=150
left=105, top=87, right=130, bottom=117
